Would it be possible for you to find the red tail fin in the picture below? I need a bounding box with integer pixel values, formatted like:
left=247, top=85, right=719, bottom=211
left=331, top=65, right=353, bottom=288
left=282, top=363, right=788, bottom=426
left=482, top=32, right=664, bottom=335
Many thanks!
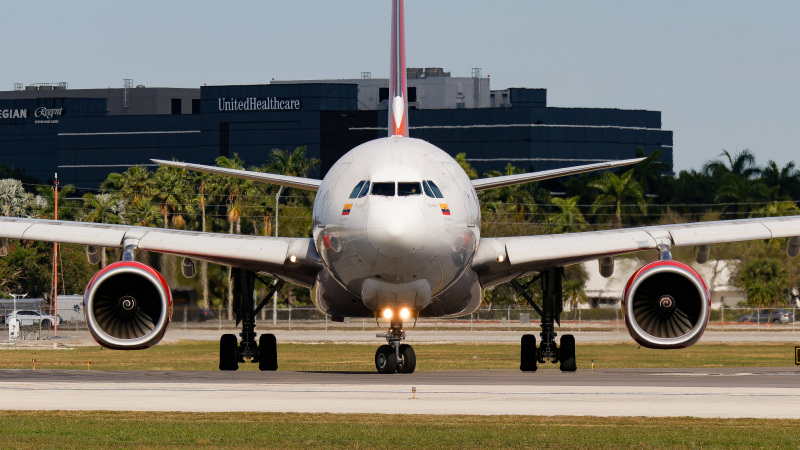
left=389, top=0, right=409, bottom=137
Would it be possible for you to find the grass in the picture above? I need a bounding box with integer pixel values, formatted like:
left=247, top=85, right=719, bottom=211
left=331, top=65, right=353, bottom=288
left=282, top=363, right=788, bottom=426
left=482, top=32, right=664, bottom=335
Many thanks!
left=0, top=411, right=798, bottom=449
left=0, top=341, right=797, bottom=371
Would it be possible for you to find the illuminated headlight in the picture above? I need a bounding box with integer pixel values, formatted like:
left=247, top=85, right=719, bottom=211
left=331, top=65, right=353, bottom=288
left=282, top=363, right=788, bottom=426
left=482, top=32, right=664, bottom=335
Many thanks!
left=400, top=308, right=411, bottom=319
left=382, top=308, right=393, bottom=319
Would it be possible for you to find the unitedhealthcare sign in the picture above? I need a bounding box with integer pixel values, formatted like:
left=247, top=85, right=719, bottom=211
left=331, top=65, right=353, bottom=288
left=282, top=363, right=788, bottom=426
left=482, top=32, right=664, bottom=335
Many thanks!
left=218, top=97, right=301, bottom=112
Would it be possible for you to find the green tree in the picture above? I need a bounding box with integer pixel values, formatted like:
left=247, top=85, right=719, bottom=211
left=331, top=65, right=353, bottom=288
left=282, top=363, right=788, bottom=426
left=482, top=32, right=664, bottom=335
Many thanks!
left=0, top=179, right=40, bottom=218
left=737, top=259, right=789, bottom=309
left=761, top=160, right=800, bottom=201
left=455, top=153, right=478, bottom=179
left=589, top=170, right=646, bottom=228
left=34, top=183, right=78, bottom=220
left=544, top=196, right=587, bottom=234
left=563, top=278, right=588, bottom=314
left=152, top=165, right=195, bottom=229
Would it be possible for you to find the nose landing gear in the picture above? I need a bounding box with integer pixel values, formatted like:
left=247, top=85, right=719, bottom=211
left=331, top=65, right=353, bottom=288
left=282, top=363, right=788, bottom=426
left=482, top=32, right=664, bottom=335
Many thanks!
left=375, top=317, right=416, bottom=374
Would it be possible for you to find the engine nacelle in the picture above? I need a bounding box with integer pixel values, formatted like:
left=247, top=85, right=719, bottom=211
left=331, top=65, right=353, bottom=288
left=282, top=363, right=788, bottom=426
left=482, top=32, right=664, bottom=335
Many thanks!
left=622, top=260, right=710, bottom=349
left=84, top=261, right=172, bottom=350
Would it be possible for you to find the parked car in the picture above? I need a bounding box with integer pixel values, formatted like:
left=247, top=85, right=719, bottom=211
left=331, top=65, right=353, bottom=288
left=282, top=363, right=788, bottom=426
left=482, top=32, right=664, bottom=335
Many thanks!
left=738, top=309, right=794, bottom=324
left=5, top=310, right=63, bottom=328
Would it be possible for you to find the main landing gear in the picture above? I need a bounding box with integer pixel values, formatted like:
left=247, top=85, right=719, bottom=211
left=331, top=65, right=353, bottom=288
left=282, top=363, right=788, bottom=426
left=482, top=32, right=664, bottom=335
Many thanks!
left=219, top=268, right=284, bottom=371
left=375, top=316, right=416, bottom=374
left=512, top=267, right=577, bottom=372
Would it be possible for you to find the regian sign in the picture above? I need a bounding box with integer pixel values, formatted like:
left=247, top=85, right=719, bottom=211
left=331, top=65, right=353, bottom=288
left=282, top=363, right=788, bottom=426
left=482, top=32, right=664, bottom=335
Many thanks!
left=218, top=97, right=301, bottom=112
left=0, top=109, right=28, bottom=120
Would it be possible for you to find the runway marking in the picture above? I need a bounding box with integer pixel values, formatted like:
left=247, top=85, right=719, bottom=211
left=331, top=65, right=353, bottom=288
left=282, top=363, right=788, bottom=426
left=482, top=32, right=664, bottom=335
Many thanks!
left=1, top=385, right=799, bottom=398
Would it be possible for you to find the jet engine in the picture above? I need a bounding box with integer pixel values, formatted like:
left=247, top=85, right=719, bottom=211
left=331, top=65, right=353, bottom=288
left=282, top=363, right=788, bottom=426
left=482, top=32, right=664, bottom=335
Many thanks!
left=83, top=261, right=172, bottom=350
left=622, top=260, right=710, bottom=349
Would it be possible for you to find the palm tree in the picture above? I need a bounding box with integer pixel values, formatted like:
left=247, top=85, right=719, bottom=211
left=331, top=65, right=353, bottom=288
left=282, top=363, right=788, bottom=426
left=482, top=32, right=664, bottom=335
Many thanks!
left=34, top=183, right=76, bottom=220
left=81, top=192, right=127, bottom=267
left=738, top=259, right=789, bottom=309
left=0, top=179, right=38, bottom=217
left=479, top=164, right=540, bottom=218
left=211, top=154, right=253, bottom=319
left=152, top=165, right=195, bottom=229
left=544, top=196, right=587, bottom=234
left=703, top=149, right=767, bottom=215
left=112, top=166, right=159, bottom=226
left=563, top=278, right=588, bottom=314
left=631, top=147, right=670, bottom=197
left=703, top=149, right=761, bottom=181
left=589, top=170, right=646, bottom=228
left=761, top=160, right=800, bottom=201
left=267, top=146, right=319, bottom=178
left=455, top=153, right=478, bottom=179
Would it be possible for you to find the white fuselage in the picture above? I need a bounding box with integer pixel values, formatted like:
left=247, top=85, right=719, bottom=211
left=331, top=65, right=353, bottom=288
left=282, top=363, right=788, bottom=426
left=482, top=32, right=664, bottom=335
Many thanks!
left=311, top=137, right=482, bottom=318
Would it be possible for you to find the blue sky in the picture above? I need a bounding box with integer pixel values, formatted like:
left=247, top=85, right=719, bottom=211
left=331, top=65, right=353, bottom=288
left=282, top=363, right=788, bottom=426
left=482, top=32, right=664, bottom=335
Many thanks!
left=3, top=0, right=797, bottom=172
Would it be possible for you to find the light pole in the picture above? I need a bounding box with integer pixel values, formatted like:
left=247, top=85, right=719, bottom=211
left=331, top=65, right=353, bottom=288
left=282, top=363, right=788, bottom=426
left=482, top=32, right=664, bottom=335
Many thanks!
left=53, top=173, right=59, bottom=336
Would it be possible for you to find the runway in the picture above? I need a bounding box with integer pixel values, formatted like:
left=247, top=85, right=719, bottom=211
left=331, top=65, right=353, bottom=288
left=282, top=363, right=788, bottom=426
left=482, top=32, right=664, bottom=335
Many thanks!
left=1, top=367, right=798, bottom=418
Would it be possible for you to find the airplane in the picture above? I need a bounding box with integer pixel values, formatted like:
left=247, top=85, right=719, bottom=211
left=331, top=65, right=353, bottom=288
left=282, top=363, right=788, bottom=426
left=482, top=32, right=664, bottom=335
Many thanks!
left=2, top=0, right=800, bottom=374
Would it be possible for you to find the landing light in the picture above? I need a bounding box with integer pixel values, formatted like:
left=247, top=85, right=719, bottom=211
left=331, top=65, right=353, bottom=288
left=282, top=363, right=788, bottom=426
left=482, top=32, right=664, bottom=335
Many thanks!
left=382, top=308, right=393, bottom=319
left=288, top=255, right=298, bottom=263
left=496, top=255, right=506, bottom=263
left=400, top=308, right=411, bottom=319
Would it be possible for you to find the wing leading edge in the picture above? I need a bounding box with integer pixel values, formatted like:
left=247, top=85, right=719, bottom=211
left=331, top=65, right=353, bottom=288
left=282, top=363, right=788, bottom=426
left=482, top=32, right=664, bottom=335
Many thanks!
left=471, top=157, right=646, bottom=191
left=0, top=217, right=322, bottom=288
left=472, top=215, right=800, bottom=288
left=152, top=159, right=322, bottom=192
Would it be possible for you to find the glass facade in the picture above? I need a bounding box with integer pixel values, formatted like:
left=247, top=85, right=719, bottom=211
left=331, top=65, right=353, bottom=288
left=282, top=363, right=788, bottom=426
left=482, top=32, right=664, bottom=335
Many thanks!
left=0, top=83, right=671, bottom=189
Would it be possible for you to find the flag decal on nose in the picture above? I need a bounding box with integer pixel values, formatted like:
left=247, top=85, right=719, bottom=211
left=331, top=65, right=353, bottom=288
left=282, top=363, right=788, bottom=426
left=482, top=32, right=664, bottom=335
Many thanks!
left=342, top=204, right=353, bottom=215
left=439, top=204, right=450, bottom=215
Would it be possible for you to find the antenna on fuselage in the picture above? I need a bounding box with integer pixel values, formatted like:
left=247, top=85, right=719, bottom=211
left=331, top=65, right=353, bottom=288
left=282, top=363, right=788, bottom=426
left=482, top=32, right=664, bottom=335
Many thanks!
left=389, top=0, right=409, bottom=138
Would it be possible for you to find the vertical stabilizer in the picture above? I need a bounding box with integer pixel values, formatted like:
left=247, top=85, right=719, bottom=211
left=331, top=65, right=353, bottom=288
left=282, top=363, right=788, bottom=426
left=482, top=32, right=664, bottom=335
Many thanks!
left=389, top=0, right=409, bottom=137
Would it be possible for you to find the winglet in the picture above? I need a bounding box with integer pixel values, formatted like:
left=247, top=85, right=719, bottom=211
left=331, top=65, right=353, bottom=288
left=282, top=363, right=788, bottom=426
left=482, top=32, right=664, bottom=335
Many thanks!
left=389, top=0, right=409, bottom=137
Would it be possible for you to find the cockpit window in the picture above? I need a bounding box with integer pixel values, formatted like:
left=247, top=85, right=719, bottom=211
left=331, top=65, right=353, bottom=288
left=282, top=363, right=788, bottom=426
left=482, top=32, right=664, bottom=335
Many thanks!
left=398, top=182, right=422, bottom=196
left=349, top=181, right=372, bottom=198
left=349, top=181, right=366, bottom=199
left=424, top=180, right=444, bottom=198
left=422, top=181, right=435, bottom=198
left=371, top=182, right=396, bottom=196
left=357, top=181, right=370, bottom=198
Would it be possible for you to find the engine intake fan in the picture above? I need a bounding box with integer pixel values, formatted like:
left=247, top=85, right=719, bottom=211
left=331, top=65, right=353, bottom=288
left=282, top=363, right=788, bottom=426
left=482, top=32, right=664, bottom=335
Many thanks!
left=622, top=260, right=710, bottom=349
left=84, top=261, right=172, bottom=350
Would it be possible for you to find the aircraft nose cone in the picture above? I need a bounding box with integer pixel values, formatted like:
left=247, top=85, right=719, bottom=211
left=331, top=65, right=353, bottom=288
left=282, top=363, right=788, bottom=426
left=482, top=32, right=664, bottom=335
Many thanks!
left=367, top=201, right=426, bottom=258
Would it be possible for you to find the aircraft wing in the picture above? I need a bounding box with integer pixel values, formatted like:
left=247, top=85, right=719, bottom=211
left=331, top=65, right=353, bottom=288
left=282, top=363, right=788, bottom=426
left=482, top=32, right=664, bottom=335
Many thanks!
left=472, top=215, right=800, bottom=288
left=152, top=159, right=322, bottom=192
left=471, top=157, right=646, bottom=191
left=0, top=217, right=322, bottom=288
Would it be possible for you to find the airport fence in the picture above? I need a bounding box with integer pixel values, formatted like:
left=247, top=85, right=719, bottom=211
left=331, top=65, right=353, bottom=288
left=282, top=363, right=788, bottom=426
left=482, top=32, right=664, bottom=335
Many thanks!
left=1, top=305, right=797, bottom=340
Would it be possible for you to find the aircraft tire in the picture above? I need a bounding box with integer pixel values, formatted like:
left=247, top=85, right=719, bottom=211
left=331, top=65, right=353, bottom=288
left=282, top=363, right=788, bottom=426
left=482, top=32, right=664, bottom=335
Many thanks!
left=397, top=344, right=416, bottom=373
left=258, top=333, right=278, bottom=371
left=219, top=334, right=239, bottom=371
left=559, top=334, right=577, bottom=372
left=520, top=334, right=537, bottom=372
left=375, top=344, right=398, bottom=374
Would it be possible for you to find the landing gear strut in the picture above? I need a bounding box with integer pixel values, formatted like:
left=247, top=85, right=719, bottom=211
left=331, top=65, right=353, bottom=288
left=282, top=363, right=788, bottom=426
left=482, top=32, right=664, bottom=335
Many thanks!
left=219, top=268, right=284, bottom=371
left=512, top=267, right=577, bottom=372
left=375, top=317, right=416, bottom=374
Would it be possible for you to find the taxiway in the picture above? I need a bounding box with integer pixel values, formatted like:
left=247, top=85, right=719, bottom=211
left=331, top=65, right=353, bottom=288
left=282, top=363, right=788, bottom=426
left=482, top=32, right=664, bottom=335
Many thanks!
left=0, top=367, right=797, bottom=418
